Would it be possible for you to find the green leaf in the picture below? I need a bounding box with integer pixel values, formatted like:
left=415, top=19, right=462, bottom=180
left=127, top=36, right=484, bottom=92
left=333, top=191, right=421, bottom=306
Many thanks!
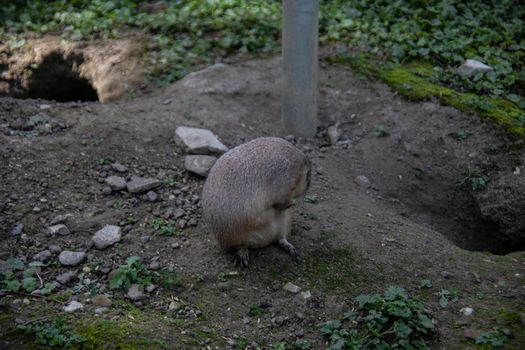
left=320, top=320, right=341, bottom=335
left=418, top=314, right=434, bottom=330
left=384, top=286, right=407, bottom=300
left=420, top=279, right=432, bottom=288
left=439, top=295, right=448, bottom=308
left=5, top=278, right=21, bottom=292
left=22, top=277, right=37, bottom=292
left=7, top=258, right=24, bottom=271
left=126, top=256, right=140, bottom=266
left=40, top=283, right=56, bottom=295
left=394, top=321, right=412, bottom=338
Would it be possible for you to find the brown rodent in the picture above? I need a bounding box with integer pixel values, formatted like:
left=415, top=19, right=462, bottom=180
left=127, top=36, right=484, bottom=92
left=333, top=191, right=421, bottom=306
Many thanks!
left=202, top=137, right=311, bottom=267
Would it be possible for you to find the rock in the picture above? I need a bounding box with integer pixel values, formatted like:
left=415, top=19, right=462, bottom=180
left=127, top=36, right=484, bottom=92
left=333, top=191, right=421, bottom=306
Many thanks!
left=56, top=272, right=75, bottom=284
left=48, top=224, right=70, bottom=236
left=354, top=175, right=371, bottom=189
left=50, top=213, right=74, bottom=225
left=169, top=300, right=182, bottom=311
left=171, top=208, right=184, bottom=219
left=181, top=63, right=246, bottom=95
left=146, top=284, right=156, bottom=293
left=457, top=59, right=493, bottom=76
left=149, top=261, right=160, bottom=270
left=105, top=176, right=127, bottom=191
left=92, top=295, right=112, bottom=307
left=174, top=126, right=228, bottom=155
left=441, top=271, right=453, bottom=279
left=126, top=176, right=162, bottom=194
left=300, top=290, right=312, bottom=301
left=102, top=186, right=112, bottom=195
left=283, top=282, right=301, bottom=294
left=10, top=223, right=23, bottom=236
left=92, top=225, right=122, bottom=249
left=463, top=328, right=482, bottom=340
left=64, top=300, right=84, bottom=313
left=295, top=329, right=305, bottom=338
left=127, top=284, right=145, bottom=301
left=184, top=155, right=217, bottom=177
left=171, top=242, right=180, bottom=249
left=460, top=307, right=474, bottom=316
left=111, top=163, right=128, bottom=173
left=95, top=307, right=108, bottom=315
left=327, top=124, right=343, bottom=145
left=48, top=245, right=62, bottom=254
left=146, top=191, right=158, bottom=202
left=33, top=250, right=52, bottom=262
left=59, top=251, right=86, bottom=266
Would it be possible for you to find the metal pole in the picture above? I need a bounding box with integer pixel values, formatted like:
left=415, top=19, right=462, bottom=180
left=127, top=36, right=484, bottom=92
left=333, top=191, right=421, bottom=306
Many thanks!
left=282, top=0, right=319, bottom=138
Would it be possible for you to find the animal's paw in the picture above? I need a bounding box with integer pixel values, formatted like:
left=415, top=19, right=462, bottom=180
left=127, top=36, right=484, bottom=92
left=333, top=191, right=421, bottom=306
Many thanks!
left=232, top=248, right=249, bottom=268
left=278, top=238, right=299, bottom=257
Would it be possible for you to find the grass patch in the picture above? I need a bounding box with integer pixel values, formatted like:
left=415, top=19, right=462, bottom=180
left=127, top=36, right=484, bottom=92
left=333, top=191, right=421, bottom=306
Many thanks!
left=331, top=54, right=525, bottom=138
left=320, top=287, right=435, bottom=349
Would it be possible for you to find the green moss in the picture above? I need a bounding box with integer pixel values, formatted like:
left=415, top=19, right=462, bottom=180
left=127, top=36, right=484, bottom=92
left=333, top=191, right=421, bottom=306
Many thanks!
left=330, top=54, right=525, bottom=139
left=301, top=248, right=358, bottom=291
left=73, top=318, right=166, bottom=350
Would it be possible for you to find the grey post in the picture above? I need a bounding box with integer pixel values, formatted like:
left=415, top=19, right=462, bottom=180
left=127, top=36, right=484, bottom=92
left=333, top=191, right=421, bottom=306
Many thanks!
left=282, top=0, right=319, bottom=138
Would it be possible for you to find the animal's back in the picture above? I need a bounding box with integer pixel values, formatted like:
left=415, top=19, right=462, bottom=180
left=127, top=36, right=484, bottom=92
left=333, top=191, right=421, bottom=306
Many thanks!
left=202, top=137, right=308, bottom=250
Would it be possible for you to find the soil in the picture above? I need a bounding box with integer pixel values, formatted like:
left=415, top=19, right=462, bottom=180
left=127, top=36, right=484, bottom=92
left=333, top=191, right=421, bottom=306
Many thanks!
left=0, top=53, right=524, bottom=349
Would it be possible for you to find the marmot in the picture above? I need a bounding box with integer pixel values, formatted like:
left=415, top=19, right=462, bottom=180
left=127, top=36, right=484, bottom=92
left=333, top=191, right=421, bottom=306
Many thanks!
left=202, top=137, right=311, bottom=267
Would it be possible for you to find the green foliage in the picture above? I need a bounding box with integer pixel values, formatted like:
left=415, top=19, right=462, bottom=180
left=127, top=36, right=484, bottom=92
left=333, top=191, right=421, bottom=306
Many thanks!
left=320, top=286, right=435, bottom=349
left=150, top=218, right=182, bottom=236
left=17, top=318, right=83, bottom=348
left=458, top=168, right=489, bottom=191
left=109, top=256, right=159, bottom=291
left=0, top=272, right=21, bottom=293
left=320, top=1, right=525, bottom=104
left=248, top=304, right=264, bottom=317
left=448, top=131, right=473, bottom=141
left=437, top=289, right=459, bottom=308
left=475, top=327, right=511, bottom=348
left=419, top=279, right=432, bottom=289
left=373, top=125, right=389, bottom=137
left=304, top=195, right=318, bottom=204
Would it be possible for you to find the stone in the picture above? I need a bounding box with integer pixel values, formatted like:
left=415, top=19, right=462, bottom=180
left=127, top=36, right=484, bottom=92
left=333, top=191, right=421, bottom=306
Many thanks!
left=294, top=329, right=305, bottom=338
left=300, top=290, right=312, bottom=301
left=64, top=300, right=84, bottom=313
left=283, top=282, right=301, bottom=294
left=146, top=284, right=156, bottom=293
left=101, top=186, right=112, bottom=195
left=174, top=126, right=228, bottom=155
left=92, top=295, right=112, bottom=307
left=48, top=245, right=62, bottom=254
left=50, top=213, right=74, bottom=225
left=457, top=59, right=493, bottom=76
left=33, top=250, right=52, bottom=262
left=127, top=284, right=145, bottom=301
left=126, top=176, right=162, bottom=193
left=111, top=163, right=128, bottom=173
left=95, top=307, right=108, bottom=315
left=10, top=223, right=23, bottom=236
left=56, top=272, right=75, bottom=284
left=460, top=307, right=474, bottom=316
left=173, top=208, right=185, bottom=219
left=441, top=271, right=453, bottom=279
left=463, top=328, right=482, bottom=340
left=105, top=176, right=126, bottom=191
left=327, top=124, right=343, bottom=145
left=92, top=225, right=122, bottom=250
left=59, top=251, right=86, bottom=266
left=354, top=175, right=371, bottom=189
left=146, top=191, right=158, bottom=202
left=184, top=155, right=217, bottom=177
left=169, top=300, right=182, bottom=311
left=149, top=261, right=160, bottom=270
left=48, top=224, right=70, bottom=236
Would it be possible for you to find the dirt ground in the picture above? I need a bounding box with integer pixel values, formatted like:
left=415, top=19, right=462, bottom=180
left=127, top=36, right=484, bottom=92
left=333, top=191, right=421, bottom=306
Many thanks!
left=1, top=55, right=524, bottom=349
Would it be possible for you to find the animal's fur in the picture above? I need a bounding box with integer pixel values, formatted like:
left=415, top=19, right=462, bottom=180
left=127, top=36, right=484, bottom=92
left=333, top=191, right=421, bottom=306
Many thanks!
left=202, top=137, right=310, bottom=265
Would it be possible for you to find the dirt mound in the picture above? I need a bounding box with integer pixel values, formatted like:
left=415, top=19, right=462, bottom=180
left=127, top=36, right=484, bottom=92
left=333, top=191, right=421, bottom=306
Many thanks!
left=0, top=56, right=524, bottom=349
left=0, top=36, right=145, bottom=102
